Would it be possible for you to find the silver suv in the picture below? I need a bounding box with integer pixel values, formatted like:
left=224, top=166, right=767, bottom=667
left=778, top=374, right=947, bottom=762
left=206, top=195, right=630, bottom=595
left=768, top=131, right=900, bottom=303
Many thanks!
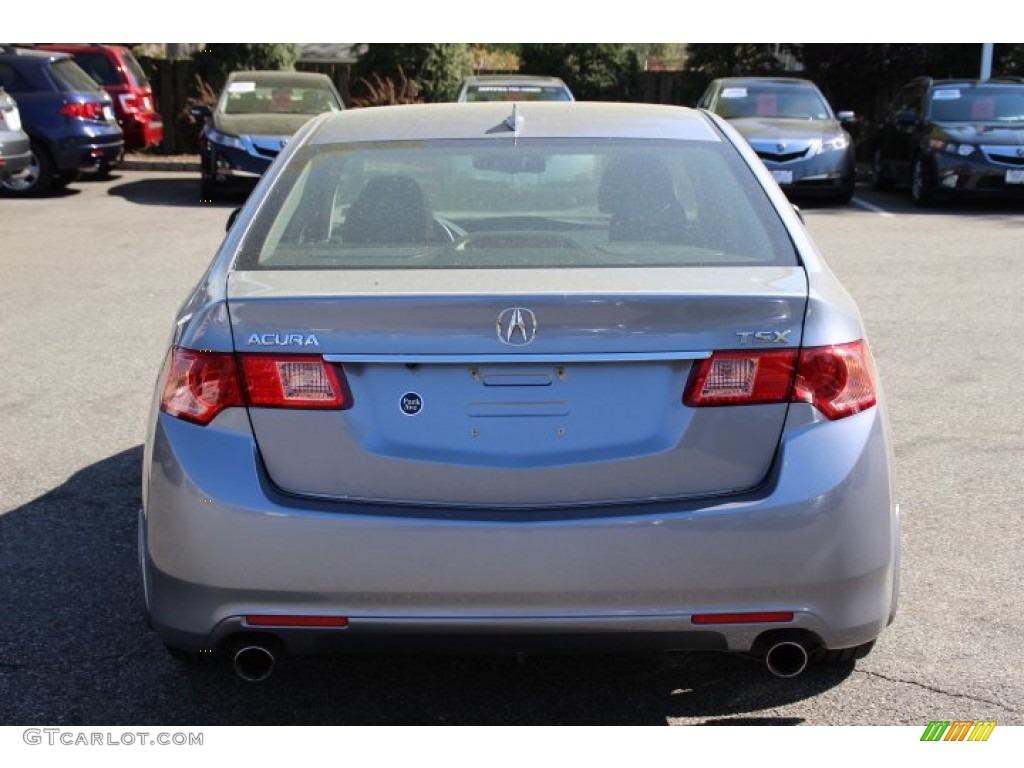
left=0, top=88, right=31, bottom=183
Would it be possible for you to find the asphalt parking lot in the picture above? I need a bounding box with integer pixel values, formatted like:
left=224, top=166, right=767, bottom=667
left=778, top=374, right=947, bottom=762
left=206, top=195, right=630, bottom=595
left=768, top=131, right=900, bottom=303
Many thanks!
left=1, top=172, right=1022, bottom=725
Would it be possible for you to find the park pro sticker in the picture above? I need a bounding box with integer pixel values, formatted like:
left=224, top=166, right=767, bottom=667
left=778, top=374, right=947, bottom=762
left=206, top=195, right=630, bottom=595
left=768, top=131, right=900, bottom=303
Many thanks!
left=400, top=392, right=423, bottom=416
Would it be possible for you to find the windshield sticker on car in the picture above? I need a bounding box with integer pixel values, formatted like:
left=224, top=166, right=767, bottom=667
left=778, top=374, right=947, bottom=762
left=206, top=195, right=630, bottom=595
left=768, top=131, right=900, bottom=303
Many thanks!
left=228, top=82, right=256, bottom=93
left=932, top=90, right=961, bottom=100
left=721, top=88, right=748, bottom=98
left=479, top=86, right=542, bottom=92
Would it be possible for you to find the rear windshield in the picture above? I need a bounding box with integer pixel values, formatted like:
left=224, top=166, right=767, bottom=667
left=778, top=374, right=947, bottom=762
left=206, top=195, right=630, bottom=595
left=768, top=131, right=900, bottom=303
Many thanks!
left=929, top=87, right=1024, bottom=122
left=236, top=138, right=797, bottom=271
left=121, top=51, right=150, bottom=88
left=463, top=85, right=572, bottom=102
left=714, top=85, right=832, bottom=120
left=71, top=52, right=122, bottom=87
left=49, top=58, right=102, bottom=93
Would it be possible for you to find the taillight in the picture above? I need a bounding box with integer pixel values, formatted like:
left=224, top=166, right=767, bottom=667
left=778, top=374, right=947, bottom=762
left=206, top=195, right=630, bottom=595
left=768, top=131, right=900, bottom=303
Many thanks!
left=238, top=354, right=351, bottom=409
left=119, top=92, right=148, bottom=113
left=160, top=348, right=243, bottom=425
left=684, top=340, right=877, bottom=420
left=160, top=349, right=352, bottom=426
left=793, top=341, right=877, bottom=420
left=684, top=350, right=798, bottom=407
left=60, top=102, right=104, bottom=120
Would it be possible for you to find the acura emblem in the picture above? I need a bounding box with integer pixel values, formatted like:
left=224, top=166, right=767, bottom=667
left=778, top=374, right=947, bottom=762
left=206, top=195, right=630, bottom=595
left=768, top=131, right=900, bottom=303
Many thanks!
left=777, top=142, right=787, bottom=152
left=496, top=307, right=537, bottom=346
left=1018, top=148, right=1024, bottom=157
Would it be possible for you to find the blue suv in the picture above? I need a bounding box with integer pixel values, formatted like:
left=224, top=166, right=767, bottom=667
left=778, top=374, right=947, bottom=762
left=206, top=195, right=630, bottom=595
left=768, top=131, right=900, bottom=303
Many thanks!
left=0, top=46, right=124, bottom=196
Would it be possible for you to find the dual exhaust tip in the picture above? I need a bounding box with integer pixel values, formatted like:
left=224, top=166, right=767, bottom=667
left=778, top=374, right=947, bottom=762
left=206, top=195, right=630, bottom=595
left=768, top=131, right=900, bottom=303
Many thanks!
left=232, top=644, right=277, bottom=682
left=228, top=636, right=812, bottom=682
left=763, top=639, right=810, bottom=678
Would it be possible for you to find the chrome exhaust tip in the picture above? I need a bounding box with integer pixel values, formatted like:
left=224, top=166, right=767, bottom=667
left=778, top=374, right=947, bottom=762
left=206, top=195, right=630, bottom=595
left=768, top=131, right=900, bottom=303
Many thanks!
left=232, top=645, right=276, bottom=682
left=764, top=640, right=809, bottom=678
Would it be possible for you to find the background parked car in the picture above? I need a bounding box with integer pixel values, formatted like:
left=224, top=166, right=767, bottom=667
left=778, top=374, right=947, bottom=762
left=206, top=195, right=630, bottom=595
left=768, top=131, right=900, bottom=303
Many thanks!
left=0, top=87, right=31, bottom=181
left=35, top=43, right=163, bottom=151
left=457, top=75, right=575, bottom=102
left=872, top=76, right=1024, bottom=205
left=698, top=77, right=857, bottom=204
left=193, top=69, right=344, bottom=198
left=0, top=46, right=123, bottom=197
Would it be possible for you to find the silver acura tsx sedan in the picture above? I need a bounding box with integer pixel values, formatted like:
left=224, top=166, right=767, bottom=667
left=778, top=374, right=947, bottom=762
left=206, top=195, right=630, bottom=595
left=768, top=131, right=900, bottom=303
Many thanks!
left=141, top=102, right=898, bottom=682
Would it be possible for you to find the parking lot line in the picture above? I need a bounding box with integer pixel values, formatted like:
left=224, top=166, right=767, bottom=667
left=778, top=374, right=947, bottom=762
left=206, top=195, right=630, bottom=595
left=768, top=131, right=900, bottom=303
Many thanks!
left=850, top=197, right=895, bottom=218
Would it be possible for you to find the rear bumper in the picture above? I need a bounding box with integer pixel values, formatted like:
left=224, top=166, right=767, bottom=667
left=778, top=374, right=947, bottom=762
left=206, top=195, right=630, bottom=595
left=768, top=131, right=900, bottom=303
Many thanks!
left=142, top=405, right=898, bottom=656
left=0, top=132, right=31, bottom=177
left=50, top=130, right=124, bottom=172
left=121, top=114, right=164, bottom=150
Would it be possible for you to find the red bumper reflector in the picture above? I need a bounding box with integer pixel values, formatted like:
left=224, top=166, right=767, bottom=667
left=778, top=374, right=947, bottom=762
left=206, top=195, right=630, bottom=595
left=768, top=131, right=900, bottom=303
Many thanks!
left=691, top=612, right=794, bottom=625
left=245, top=615, right=349, bottom=628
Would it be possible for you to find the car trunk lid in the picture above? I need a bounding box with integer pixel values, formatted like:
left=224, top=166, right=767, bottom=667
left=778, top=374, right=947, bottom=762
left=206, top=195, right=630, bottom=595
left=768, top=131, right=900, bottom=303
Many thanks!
left=226, top=267, right=807, bottom=507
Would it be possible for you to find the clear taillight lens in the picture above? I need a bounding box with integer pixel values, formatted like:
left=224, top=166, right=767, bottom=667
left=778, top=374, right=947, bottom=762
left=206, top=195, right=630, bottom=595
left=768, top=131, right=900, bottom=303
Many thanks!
left=684, top=350, right=798, bottom=407
left=238, top=355, right=350, bottom=409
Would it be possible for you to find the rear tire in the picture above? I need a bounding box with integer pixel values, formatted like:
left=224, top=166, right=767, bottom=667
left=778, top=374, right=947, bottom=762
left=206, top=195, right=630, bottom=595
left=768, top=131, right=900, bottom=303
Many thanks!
left=0, top=140, right=55, bottom=197
left=52, top=170, right=80, bottom=189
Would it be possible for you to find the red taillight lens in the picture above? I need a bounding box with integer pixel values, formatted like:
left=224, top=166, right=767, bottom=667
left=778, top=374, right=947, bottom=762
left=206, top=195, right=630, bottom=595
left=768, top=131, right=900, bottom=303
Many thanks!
left=161, top=349, right=352, bottom=425
left=238, top=354, right=351, bottom=409
left=684, top=341, right=877, bottom=421
left=60, top=102, right=104, bottom=120
left=684, top=350, right=798, bottom=407
left=793, top=340, right=877, bottom=420
left=160, top=348, right=243, bottom=425
left=692, top=612, right=794, bottom=625
left=246, top=615, right=349, bottom=627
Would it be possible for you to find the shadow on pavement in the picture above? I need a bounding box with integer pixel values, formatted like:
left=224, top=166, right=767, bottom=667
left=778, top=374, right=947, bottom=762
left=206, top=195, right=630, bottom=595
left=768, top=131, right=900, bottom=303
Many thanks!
left=0, top=447, right=852, bottom=725
left=797, top=185, right=1024, bottom=218
left=107, top=177, right=248, bottom=209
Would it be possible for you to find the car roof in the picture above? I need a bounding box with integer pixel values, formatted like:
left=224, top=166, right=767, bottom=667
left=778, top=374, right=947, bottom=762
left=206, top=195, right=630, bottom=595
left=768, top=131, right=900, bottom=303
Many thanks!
left=461, top=75, right=569, bottom=87
left=712, top=77, right=818, bottom=89
left=308, top=102, right=718, bottom=144
left=0, top=46, right=70, bottom=63
left=226, top=70, right=334, bottom=87
left=930, top=78, right=1024, bottom=89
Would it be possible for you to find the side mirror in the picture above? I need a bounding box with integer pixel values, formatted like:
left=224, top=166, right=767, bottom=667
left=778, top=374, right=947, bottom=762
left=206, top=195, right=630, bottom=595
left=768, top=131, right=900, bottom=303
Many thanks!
left=226, top=207, right=242, bottom=232
left=836, top=110, right=855, bottom=123
left=191, top=105, right=212, bottom=120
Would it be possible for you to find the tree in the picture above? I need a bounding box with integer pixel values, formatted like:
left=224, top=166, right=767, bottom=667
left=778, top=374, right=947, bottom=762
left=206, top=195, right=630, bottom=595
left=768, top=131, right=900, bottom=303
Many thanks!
left=684, top=44, right=781, bottom=80
left=791, top=44, right=982, bottom=125
left=518, top=44, right=640, bottom=101
left=995, top=43, right=1024, bottom=75
left=353, top=44, right=474, bottom=103
left=191, top=44, right=302, bottom=94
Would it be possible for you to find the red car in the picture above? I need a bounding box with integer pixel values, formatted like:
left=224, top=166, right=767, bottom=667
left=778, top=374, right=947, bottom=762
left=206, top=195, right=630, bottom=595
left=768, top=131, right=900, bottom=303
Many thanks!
left=36, top=44, right=163, bottom=150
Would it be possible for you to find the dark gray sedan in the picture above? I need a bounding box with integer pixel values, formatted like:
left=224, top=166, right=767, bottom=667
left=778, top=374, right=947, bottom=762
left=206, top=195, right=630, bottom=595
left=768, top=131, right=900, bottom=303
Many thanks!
left=698, top=77, right=857, bottom=204
left=0, top=88, right=31, bottom=182
left=142, top=102, right=897, bottom=683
